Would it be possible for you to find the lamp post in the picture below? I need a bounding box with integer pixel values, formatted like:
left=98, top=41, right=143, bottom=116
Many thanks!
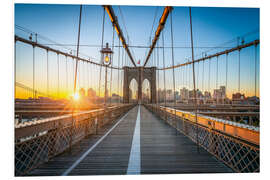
left=100, top=43, right=113, bottom=107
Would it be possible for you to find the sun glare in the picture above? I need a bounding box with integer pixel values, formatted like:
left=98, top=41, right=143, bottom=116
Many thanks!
left=73, top=93, right=80, bottom=101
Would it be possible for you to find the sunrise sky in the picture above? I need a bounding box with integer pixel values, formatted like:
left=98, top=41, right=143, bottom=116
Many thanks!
left=14, top=4, right=260, bottom=99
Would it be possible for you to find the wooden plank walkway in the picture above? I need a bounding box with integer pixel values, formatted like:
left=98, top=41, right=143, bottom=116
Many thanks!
left=28, top=105, right=232, bottom=176
left=140, top=105, right=232, bottom=174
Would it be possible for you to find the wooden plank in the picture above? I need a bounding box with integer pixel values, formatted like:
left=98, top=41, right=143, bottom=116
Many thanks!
left=27, top=105, right=233, bottom=176
left=140, top=105, right=233, bottom=174
left=28, top=106, right=138, bottom=176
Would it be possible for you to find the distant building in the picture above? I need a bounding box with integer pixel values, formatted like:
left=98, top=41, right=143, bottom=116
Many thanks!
left=213, top=86, right=226, bottom=103
left=157, top=88, right=165, bottom=102
left=175, top=91, right=180, bottom=100
left=220, top=86, right=226, bottom=98
left=232, top=92, right=245, bottom=100
left=87, top=88, right=96, bottom=101
left=246, top=96, right=260, bottom=105
left=189, top=90, right=195, bottom=99
left=187, top=89, right=203, bottom=104
left=166, top=89, right=173, bottom=101
left=79, top=88, right=86, bottom=98
left=111, top=93, right=121, bottom=102
left=197, top=89, right=203, bottom=99
left=112, top=93, right=120, bottom=97
left=180, top=87, right=189, bottom=100
left=87, top=88, right=96, bottom=97
left=232, top=92, right=246, bottom=104
left=204, top=91, right=211, bottom=99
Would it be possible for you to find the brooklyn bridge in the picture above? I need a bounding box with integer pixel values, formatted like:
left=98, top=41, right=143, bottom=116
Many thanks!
left=14, top=5, right=259, bottom=175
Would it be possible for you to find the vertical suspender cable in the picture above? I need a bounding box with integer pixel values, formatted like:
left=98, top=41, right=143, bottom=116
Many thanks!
left=83, top=61, right=85, bottom=91
left=154, top=46, right=156, bottom=105
left=92, top=64, right=94, bottom=92
left=121, top=48, right=124, bottom=102
left=208, top=58, right=211, bottom=101
left=99, top=7, right=105, bottom=98
left=73, top=4, right=82, bottom=95
left=46, top=50, right=49, bottom=97
left=216, top=56, right=218, bottom=104
left=90, top=63, right=92, bottom=90
left=183, top=61, right=185, bottom=89
left=85, top=62, right=87, bottom=93
left=84, top=62, right=86, bottom=93
left=197, top=62, right=199, bottom=91
left=188, top=62, right=191, bottom=90
left=110, top=26, right=115, bottom=105
left=15, top=41, right=17, bottom=98
left=57, top=53, right=60, bottom=98
left=185, top=62, right=187, bottom=91
left=78, top=62, right=80, bottom=92
left=216, top=56, right=218, bottom=90
left=162, top=31, right=166, bottom=107
left=72, top=58, right=75, bottom=90
left=157, top=40, right=160, bottom=105
left=66, top=56, right=68, bottom=98
left=83, top=62, right=85, bottom=93
left=89, top=62, right=91, bottom=91
left=238, top=50, right=241, bottom=93
left=254, top=44, right=257, bottom=97
left=33, top=45, right=35, bottom=99
left=87, top=61, right=89, bottom=93
left=70, top=4, right=82, bottom=151
left=202, top=59, right=204, bottom=96
left=189, top=7, right=199, bottom=152
left=170, top=12, right=177, bottom=134
left=226, top=53, right=228, bottom=102
left=118, top=38, right=120, bottom=104
left=78, top=63, right=81, bottom=91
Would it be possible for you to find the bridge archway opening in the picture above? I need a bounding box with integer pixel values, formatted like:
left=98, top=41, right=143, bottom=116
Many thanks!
left=142, top=78, right=151, bottom=103
left=129, top=78, right=138, bottom=103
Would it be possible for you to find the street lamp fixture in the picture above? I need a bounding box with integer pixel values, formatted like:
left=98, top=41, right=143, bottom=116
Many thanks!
left=100, top=43, right=113, bottom=107
left=101, top=43, right=113, bottom=66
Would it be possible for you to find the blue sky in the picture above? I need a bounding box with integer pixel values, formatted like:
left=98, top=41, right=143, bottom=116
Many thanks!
left=14, top=4, right=260, bottom=98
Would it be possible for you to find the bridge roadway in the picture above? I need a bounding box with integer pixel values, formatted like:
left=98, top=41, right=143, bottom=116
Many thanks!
left=28, top=105, right=232, bottom=176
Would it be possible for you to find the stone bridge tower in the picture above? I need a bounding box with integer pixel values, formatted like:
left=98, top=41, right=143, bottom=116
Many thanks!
left=123, top=66, right=156, bottom=103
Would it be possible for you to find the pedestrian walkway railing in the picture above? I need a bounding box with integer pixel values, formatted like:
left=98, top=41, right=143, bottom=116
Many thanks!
left=145, top=104, right=259, bottom=173
left=15, top=104, right=135, bottom=176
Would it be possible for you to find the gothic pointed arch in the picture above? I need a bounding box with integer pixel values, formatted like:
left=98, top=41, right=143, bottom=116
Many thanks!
left=123, top=66, right=156, bottom=103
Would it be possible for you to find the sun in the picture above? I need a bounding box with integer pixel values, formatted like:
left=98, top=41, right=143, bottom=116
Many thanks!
left=73, top=92, right=80, bottom=101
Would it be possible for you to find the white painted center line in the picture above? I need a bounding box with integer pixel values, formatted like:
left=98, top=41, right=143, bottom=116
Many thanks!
left=127, top=105, right=141, bottom=175
left=61, top=107, right=133, bottom=176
